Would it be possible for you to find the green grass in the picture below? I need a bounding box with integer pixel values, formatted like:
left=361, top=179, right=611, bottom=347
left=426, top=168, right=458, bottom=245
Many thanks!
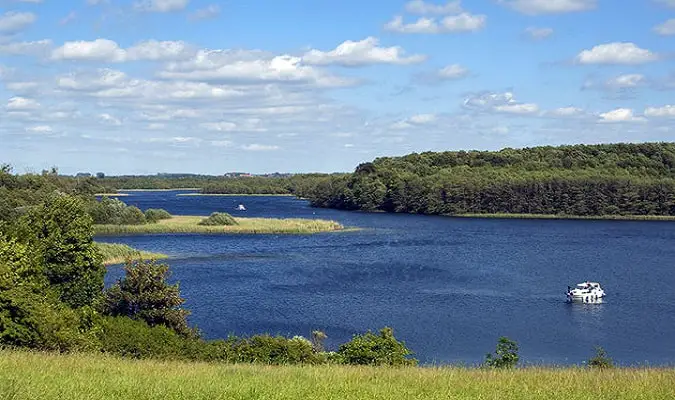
left=0, top=351, right=673, bottom=400
left=449, top=213, right=675, bottom=221
left=94, top=215, right=346, bottom=235
left=95, top=242, right=168, bottom=265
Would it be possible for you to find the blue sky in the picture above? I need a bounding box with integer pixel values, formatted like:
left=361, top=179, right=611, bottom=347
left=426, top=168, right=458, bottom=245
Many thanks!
left=1, top=0, right=674, bottom=175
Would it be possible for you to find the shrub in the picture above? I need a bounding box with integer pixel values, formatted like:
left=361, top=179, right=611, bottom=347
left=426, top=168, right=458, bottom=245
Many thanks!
left=88, top=198, right=146, bottom=225
left=337, top=327, right=417, bottom=366
left=484, top=337, right=519, bottom=369
left=198, top=212, right=238, bottom=226
left=98, top=316, right=187, bottom=360
left=102, top=260, right=192, bottom=337
left=588, top=346, right=614, bottom=369
left=230, top=334, right=320, bottom=365
left=144, top=208, right=172, bottom=223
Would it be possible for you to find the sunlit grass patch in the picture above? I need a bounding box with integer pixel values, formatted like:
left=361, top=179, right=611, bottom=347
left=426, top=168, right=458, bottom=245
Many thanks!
left=95, top=242, right=168, bottom=265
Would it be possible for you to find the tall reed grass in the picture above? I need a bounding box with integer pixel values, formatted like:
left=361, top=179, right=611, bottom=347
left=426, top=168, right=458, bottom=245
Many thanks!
left=94, top=216, right=345, bottom=235
left=95, top=242, right=168, bottom=265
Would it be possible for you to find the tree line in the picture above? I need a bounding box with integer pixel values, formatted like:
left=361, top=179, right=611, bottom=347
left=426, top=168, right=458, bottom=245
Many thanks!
left=297, top=142, right=675, bottom=216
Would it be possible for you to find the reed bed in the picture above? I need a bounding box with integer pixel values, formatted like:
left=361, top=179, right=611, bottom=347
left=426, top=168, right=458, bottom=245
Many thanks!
left=0, top=350, right=673, bottom=400
left=451, top=213, right=675, bottom=221
left=95, top=242, right=168, bottom=265
left=94, top=215, right=345, bottom=235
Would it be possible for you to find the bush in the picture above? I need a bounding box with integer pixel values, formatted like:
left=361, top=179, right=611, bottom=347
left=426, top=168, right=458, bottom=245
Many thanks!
left=98, top=316, right=189, bottom=360
left=484, top=337, right=519, bottom=369
left=198, top=212, right=238, bottom=226
left=88, top=198, right=146, bottom=225
left=103, top=260, right=192, bottom=337
left=588, top=346, right=614, bottom=369
left=230, top=334, right=320, bottom=365
left=144, top=208, right=172, bottom=223
left=336, top=327, right=417, bottom=366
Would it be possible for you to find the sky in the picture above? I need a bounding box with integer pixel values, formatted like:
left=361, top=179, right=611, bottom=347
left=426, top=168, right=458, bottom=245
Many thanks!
left=1, top=0, right=674, bottom=175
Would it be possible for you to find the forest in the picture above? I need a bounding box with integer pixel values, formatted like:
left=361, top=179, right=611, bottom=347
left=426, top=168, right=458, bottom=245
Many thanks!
left=298, top=142, right=675, bottom=216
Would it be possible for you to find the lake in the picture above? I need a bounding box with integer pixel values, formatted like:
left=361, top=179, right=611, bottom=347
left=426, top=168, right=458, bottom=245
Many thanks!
left=99, top=191, right=675, bottom=366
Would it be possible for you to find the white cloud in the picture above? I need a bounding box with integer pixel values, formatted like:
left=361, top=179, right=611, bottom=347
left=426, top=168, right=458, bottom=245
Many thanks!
left=160, top=50, right=355, bottom=87
left=654, top=19, right=675, bottom=35
left=546, top=107, right=585, bottom=117
left=499, top=0, right=596, bottom=15
left=605, top=74, right=646, bottom=88
left=134, top=0, right=189, bottom=12
left=51, top=39, right=126, bottom=62
left=200, top=121, right=237, bottom=131
left=404, top=0, right=462, bottom=14
left=524, top=27, right=553, bottom=40
left=645, top=105, right=675, bottom=118
left=494, top=103, right=540, bottom=114
left=51, top=39, right=195, bottom=62
left=99, top=113, right=122, bottom=125
left=437, top=64, right=469, bottom=79
left=385, top=13, right=485, bottom=33
left=302, top=37, right=426, bottom=66
left=0, top=11, right=36, bottom=33
left=409, top=113, right=437, bottom=124
left=211, top=140, right=232, bottom=147
left=25, top=125, right=53, bottom=133
left=242, top=144, right=279, bottom=151
left=576, top=43, right=659, bottom=65
left=463, top=91, right=515, bottom=109
left=6, top=81, right=40, bottom=93
left=0, top=40, right=52, bottom=56
left=189, top=4, right=220, bottom=20
left=6, top=96, right=40, bottom=110
left=598, top=108, right=646, bottom=123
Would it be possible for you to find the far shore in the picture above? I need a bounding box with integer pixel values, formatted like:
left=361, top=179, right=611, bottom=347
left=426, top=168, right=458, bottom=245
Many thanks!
left=117, top=188, right=201, bottom=192
left=176, top=193, right=294, bottom=197
left=447, top=213, right=675, bottom=221
left=94, top=215, right=348, bottom=235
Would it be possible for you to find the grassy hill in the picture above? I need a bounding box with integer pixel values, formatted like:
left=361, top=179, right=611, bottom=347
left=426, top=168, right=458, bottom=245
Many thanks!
left=1, top=350, right=674, bottom=400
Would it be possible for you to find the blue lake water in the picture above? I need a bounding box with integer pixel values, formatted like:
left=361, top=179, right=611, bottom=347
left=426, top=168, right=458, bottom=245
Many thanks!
left=99, top=190, right=675, bottom=366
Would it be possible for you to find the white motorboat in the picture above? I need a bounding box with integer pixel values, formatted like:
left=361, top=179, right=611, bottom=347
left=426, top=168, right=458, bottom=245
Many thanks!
left=566, top=281, right=605, bottom=303
left=236, top=204, right=246, bottom=211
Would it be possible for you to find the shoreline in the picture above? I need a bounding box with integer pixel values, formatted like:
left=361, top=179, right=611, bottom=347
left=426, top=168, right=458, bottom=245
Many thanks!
left=94, top=215, right=347, bottom=235
left=95, top=242, right=168, bottom=265
left=447, top=213, right=675, bottom=221
left=94, top=193, right=130, bottom=197
left=177, top=193, right=293, bottom=197
left=117, top=188, right=201, bottom=192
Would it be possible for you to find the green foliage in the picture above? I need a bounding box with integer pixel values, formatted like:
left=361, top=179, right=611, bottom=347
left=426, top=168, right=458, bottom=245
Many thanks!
left=103, top=259, right=192, bottom=337
left=98, top=316, right=190, bottom=360
left=20, top=194, right=106, bottom=309
left=144, top=208, right=172, bottom=223
left=198, top=212, right=238, bottom=226
left=311, top=330, right=327, bottom=353
left=302, top=143, right=675, bottom=217
left=230, top=335, right=321, bottom=365
left=88, top=197, right=146, bottom=225
left=337, top=327, right=417, bottom=366
left=588, top=346, right=614, bottom=369
left=484, top=337, right=520, bottom=369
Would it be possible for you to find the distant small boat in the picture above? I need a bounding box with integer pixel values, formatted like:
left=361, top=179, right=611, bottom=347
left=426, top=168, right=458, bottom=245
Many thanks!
left=566, top=281, right=605, bottom=303
left=236, top=204, right=246, bottom=211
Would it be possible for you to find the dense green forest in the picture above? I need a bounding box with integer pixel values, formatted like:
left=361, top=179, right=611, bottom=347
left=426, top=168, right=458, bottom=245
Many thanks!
left=299, top=143, right=675, bottom=217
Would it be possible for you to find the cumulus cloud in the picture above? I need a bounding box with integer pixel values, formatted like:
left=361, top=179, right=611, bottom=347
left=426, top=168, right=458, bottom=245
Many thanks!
left=0, top=11, right=36, bottom=33
left=384, top=13, right=485, bottom=33
left=0, top=40, right=51, bottom=56
left=134, top=0, right=189, bottom=13
left=598, top=108, right=646, bottom=123
left=241, top=144, right=279, bottom=151
left=51, top=39, right=195, bottom=62
left=524, top=27, right=553, bottom=40
left=499, top=0, right=596, bottom=15
left=302, top=37, right=426, bottom=66
left=189, top=4, right=220, bottom=20
left=654, top=19, right=675, bottom=35
left=437, top=64, right=469, bottom=79
left=544, top=107, right=586, bottom=118
left=6, top=96, right=40, bottom=110
left=645, top=105, right=675, bottom=118
left=160, top=50, right=356, bottom=87
left=404, top=0, right=463, bottom=14
left=494, top=103, right=540, bottom=114
left=390, top=113, right=438, bottom=129
left=576, top=42, right=659, bottom=65
left=99, top=113, right=122, bottom=125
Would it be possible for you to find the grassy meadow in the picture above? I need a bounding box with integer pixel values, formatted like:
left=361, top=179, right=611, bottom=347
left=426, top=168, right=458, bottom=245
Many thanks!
left=95, top=242, right=168, bottom=265
left=0, top=351, right=673, bottom=400
left=94, top=215, right=345, bottom=235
